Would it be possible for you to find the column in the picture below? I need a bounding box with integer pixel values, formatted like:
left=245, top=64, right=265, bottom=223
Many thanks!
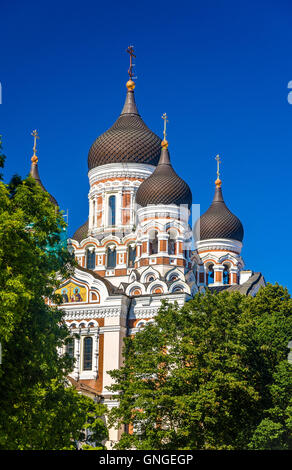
left=214, top=265, right=224, bottom=285
left=229, top=267, right=239, bottom=285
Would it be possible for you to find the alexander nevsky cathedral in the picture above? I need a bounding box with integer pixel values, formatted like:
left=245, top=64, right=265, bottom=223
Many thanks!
left=28, top=48, right=265, bottom=445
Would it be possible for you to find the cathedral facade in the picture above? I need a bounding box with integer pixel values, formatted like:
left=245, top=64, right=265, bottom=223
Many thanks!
left=29, top=53, right=265, bottom=445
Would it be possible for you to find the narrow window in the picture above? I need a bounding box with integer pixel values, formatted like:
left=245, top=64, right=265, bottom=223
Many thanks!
left=128, top=245, right=136, bottom=267
left=207, top=265, right=214, bottom=285
left=86, top=248, right=95, bottom=270
left=108, top=195, right=116, bottom=226
left=168, top=232, right=176, bottom=255
left=83, top=337, right=93, bottom=371
left=107, top=246, right=116, bottom=268
left=66, top=338, right=74, bottom=358
left=223, top=265, right=229, bottom=285
left=149, top=231, right=158, bottom=255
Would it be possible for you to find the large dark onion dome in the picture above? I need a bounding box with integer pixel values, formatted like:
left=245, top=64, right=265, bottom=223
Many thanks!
left=196, top=178, right=244, bottom=242
left=88, top=80, right=162, bottom=170
left=30, top=155, right=58, bottom=207
left=135, top=139, right=192, bottom=208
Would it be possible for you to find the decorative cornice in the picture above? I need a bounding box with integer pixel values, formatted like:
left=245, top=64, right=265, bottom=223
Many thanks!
left=88, top=162, right=155, bottom=187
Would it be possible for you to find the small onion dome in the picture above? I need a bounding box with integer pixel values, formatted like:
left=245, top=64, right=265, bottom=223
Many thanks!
left=72, top=219, right=89, bottom=243
left=196, top=180, right=244, bottom=242
left=30, top=159, right=58, bottom=207
left=88, top=82, right=161, bottom=170
left=135, top=143, right=192, bottom=208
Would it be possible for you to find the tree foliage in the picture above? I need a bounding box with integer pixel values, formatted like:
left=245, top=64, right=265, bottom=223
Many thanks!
left=0, top=145, right=108, bottom=449
left=0, top=136, right=5, bottom=181
left=108, top=285, right=292, bottom=450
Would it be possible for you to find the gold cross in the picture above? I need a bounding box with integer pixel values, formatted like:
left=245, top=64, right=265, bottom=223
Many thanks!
left=162, top=113, right=168, bottom=141
left=126, top=45, right=136, bottom=80
left=215, top=154, right=221, bottom=179
left=31, top=129, right=39, bottom=156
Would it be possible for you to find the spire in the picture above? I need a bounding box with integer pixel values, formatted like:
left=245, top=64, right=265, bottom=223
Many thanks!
left=29, top=129, right=58, bottom=206
left=88, top=47, right=161, bottom=169
left=195, top=155, right=244, bottom=242
left=135, top=113, right=192, bottom=208
left=121, top=45, right=139, bottom=115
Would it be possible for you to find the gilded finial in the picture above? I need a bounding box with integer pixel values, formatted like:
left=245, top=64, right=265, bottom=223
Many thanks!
left=126, top=45, right=136, bottom=90
left=31, top=129, right=39, bottom=164
left=215, top=154, right=222, bottom=187
left=161, top=113, right=168, bottom=149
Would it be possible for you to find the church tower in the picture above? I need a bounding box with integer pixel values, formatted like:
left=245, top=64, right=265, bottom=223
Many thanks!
left=193, top=156, right=245, bottom=287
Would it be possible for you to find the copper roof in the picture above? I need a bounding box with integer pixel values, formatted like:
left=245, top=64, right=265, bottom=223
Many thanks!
left=196, top=185, right=244, bottom=242
left=88, top=89, right=162, bottom=169
left=207, top=272, right=264, bottom=295
left=135, top=146, right=192, bottom=208
left=30, top=162, right=58, bottom=206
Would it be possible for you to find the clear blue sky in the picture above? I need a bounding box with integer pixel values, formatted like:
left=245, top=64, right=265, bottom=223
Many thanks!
left=1, top=0, right=292, bottom=291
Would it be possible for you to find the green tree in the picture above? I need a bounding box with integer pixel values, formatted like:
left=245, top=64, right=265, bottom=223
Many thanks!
left=107, top=285, right=292, bottom=450
left=0, top=145, right=108, bottom=449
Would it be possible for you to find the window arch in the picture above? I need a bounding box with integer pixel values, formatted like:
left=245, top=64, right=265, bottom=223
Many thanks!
left=86, top=247, right=95, bottom=270
left=107, top=245, right=116, bottom=268
left=83, top=337, right=93, bottom=371
left=149, top=231, right=158, bottom=255
left=151, top=285, right=163, bottom=294
left=108, top=195, right=116, bottom=226
left=128, top=244, right=136, bottom=267
left=173, top=286, right=183, bottom=293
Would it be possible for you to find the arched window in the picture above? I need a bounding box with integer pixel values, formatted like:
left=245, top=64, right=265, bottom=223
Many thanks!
left=223, top=265, right=229, bottom=285
left=207, top=264, right=214, bottom=285
left=66, top=338, right=74, bottom=358
left=107, top=245, right=116, bottom=268
left=83, top=337, right=93, bottom=371
left=128, top=244, right=136, bottom=267
left=86, top=248, right=95, bottom=270
left=108, top=195, right=116, bottom=226
left=149, top=231, right=158, bottom=255
left=168, top=231, right=176, bottom=255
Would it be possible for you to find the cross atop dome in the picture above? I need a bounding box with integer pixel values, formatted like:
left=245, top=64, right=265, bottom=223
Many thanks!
left=215, top=154, right=222, bottom=188
left=161, top=113, right=169, bottom=149
left=126, top=45, right=136, bottom=91
left=31, top=129, right=39, bottom=164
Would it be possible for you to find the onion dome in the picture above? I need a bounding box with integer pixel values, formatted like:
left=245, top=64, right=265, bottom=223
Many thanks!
left=29, top=130, right=58, bottom=207
left=197, top=178, right=244, bottom=242
left=88, top=80, right=162, bottom=170
left=135, top=134, right=192, bottom=208
left=72, top=219, right=88, bottom=243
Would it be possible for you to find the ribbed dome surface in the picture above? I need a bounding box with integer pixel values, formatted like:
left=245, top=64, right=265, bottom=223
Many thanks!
left=72, top=219, right=88, bottom=243
left=88, top=89, right=161, bottom=170
left=30, top=162, right=58, bottom=206
left=197, top=185, right=244, bottom=242
left=135, top=146, right=192, bottom=208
